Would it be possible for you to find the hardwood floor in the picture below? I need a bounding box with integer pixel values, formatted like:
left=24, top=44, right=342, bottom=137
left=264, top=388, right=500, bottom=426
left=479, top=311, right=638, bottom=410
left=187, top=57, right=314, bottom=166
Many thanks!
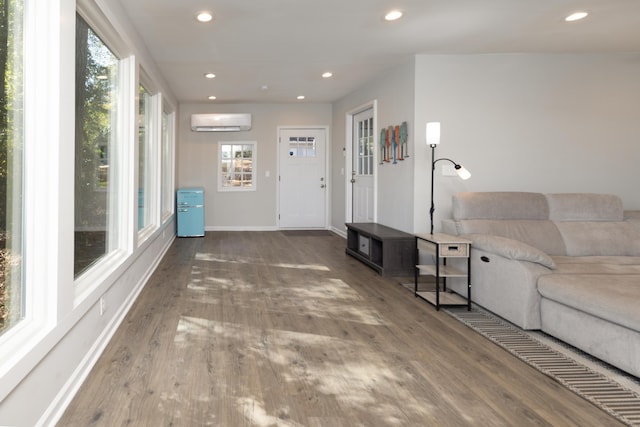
left=58, top=231, right=623, bottom=426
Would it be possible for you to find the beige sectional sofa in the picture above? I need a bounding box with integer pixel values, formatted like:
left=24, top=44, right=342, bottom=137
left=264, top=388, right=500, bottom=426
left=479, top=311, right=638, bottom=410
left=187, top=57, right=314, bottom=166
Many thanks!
left=443, top=192, right=640, bottom=378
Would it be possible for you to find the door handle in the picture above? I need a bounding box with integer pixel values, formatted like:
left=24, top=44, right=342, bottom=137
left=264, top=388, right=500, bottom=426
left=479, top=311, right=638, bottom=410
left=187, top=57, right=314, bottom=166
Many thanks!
left=320, top=184, right=326, bottom=188
left=350, top=170, right=356, bottom=184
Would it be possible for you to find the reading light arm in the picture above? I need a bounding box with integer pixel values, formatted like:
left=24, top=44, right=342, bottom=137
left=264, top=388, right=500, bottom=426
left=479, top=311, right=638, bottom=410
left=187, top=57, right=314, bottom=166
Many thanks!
left=433, top=157, right=464, bottom=171
left=430, top=144, right=470, bottom=235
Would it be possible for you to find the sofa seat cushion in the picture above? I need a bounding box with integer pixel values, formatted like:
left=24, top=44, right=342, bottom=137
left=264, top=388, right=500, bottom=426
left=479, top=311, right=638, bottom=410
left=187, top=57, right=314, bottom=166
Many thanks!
left=538, top=274, right=640, bottom=332
left=551, top=256, right=640, bottom=274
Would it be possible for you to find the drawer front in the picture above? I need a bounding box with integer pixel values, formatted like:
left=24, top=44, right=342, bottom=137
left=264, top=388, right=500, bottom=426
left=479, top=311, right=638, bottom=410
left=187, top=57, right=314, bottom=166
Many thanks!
left=440, top=243, right=468, bottom=257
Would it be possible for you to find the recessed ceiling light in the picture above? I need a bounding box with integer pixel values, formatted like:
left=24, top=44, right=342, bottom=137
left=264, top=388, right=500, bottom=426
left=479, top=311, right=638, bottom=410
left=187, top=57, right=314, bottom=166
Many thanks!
left=385, top=10, right=403, bottom=21
left=565, top=11, right=588, bottom=22
left=196, top=11, right=213, bottom=23
left=297, top=95, right=305, bottom=100
left=322, top=72, right=333, bottom=78
left=204, top=73, right=216, bottom=79
left=208, top=95, right=217, bottom=100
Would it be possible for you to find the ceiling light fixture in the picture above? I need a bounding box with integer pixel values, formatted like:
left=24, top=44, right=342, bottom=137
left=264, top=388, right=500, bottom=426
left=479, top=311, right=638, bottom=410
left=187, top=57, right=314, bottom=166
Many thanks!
left=565, top=11, right=588, bottom=22
left=196, top=11, right=213, bottom=23
left=204, top=73, right=216, bottom=79
left=297, top=95, right=305, bottom=100
left=322, top=72, right=333, bottom=78
left=385, top=10, right=403, bottom=21
left=208, top=95, right=217, bottom=100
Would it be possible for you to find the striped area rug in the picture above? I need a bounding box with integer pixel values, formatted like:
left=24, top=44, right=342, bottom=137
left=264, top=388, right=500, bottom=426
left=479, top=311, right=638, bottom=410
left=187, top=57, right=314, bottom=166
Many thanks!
left=446, top=307, right=640, bottom=426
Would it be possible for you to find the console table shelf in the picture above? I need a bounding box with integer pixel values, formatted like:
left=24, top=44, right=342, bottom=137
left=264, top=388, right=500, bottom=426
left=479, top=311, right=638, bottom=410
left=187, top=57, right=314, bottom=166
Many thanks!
left=415, top=233, right=472, bottom=310
left=345, top=223, right=415, bottom=277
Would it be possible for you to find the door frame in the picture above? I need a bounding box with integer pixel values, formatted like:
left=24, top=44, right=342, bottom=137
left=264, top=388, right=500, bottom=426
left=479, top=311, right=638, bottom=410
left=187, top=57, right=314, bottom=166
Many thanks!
left=345, top=100, right=378, bottom=224
left=276, top=125, right=330, bottom=229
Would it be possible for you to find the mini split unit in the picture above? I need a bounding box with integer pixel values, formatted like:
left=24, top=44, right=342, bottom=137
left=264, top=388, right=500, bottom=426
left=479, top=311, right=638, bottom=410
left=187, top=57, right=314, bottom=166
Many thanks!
left=190, top=113, right=252, bottom=132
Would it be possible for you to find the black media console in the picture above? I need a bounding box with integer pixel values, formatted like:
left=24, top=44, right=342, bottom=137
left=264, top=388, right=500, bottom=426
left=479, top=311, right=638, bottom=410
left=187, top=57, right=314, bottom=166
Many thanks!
left=345, top=222, right=415, bottom=277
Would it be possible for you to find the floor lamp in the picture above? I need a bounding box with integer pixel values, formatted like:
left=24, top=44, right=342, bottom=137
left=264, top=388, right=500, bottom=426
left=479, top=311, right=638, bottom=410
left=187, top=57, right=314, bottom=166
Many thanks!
left=427, top=122, right=471, bottom=235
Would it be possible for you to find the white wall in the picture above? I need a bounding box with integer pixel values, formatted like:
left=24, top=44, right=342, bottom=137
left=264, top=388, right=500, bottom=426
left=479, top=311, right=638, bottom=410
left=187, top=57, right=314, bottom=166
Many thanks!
left=414, top=53, right=640, bottom=233
left=177, top=103, right=332, bottom=229
left=331, top=60, right=416, bottom=234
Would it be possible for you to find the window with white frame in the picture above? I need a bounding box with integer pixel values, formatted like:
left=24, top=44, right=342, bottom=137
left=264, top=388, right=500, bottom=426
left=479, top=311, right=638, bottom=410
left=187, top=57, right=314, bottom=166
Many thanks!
left=218, top=142, right=256, bottom=191
left=138, top=84, right=151, bottom=231
left=161, top=110, right=174, bottom=219
left=74, top=14, right=121, bottom=277
left=0, top=0, right=24, bottom=336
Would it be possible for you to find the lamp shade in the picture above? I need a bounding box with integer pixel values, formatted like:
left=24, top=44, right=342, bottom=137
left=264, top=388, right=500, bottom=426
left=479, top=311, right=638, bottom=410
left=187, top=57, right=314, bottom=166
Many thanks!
left=456, top=165, right=471, bottom=180
left=426, top=122, right=440, bottom=146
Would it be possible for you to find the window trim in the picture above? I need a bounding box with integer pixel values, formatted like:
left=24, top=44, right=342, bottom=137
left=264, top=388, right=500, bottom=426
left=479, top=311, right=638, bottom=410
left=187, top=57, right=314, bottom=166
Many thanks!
left=73, top=48, right=136, bottom=302
left=161, top=107, right=176, bottom=222
left=0, top=0, right=66, bottom=401
left=217, top=141, right=257, bottom=192
left=136, top=78, right=161, bottom=244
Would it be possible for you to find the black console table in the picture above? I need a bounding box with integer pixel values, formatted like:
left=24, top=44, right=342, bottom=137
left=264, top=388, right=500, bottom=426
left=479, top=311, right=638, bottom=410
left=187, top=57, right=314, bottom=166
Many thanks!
left=345, top=223, right=415, bottom=276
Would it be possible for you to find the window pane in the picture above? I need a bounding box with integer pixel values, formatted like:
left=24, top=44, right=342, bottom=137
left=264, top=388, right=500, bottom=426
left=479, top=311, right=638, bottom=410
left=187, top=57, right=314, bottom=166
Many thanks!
left=138, top=85, right=150, bottom=230
left=161, top=111, right=172, bottom=218
left=218, top=142, right=256, bottom=191
left=0, top=0, right=24, bottom=335
left=74, top=14, right=119, bottom=277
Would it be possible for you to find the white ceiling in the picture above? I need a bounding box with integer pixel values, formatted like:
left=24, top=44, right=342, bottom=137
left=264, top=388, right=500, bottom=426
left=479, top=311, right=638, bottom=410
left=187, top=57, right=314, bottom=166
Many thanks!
left=117, top=0, right=640, bottom=104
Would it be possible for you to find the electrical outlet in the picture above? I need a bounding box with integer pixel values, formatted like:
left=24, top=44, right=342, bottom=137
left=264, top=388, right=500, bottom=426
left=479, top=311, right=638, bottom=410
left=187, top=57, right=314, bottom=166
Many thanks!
left=99, top=297, right=106, bottom=316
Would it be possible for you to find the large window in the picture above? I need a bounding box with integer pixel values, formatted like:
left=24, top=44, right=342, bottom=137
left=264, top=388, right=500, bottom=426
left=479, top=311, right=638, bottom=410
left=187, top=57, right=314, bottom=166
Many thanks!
left=74, top=14, right=120, bottom=277
left=0, top=0, right=24, bottom=335
left=161, top=110, right=174, bottom=219
left=218, top=142, right=256, bottom=191
left=138, top=84, right=151, bottom=230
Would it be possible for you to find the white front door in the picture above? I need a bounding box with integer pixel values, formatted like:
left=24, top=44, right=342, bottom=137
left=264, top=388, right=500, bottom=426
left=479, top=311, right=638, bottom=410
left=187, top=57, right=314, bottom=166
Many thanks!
left=351, top=107, right=375, bottom=223
left=278, top=128, right=327, bottom=228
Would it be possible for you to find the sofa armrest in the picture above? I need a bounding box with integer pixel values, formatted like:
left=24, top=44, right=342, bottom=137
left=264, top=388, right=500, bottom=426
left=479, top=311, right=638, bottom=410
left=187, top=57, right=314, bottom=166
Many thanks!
left=464, top=233, right=556, bottom=269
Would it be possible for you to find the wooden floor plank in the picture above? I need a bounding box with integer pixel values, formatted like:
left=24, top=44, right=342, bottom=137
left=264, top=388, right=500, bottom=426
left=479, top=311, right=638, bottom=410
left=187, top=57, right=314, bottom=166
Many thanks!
left=58, top=231, right=624, bottom=426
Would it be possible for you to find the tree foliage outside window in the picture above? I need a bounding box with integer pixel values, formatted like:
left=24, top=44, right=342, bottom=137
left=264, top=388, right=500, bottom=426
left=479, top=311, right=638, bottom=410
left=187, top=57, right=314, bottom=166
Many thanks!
left=74, top=14, right=119, bottom=277
left=0, top=0, right=24, bottom=334
left=138, top=85, right=150, bottom=230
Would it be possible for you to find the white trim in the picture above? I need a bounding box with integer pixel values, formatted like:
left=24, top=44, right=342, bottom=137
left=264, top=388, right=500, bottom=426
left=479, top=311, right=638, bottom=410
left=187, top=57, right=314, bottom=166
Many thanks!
left=345, top=100, right=378, bottom=224
left=73, top=54, right=137, bottom=304
left=161, top=108, right=176, bottom=221
left=206, top=226, right=279, bottom=232
left=330, top=225, right=347, bottom=239
left=217, top=141, right=258, bottom=192
left=0, top=0, right=63, bottom=402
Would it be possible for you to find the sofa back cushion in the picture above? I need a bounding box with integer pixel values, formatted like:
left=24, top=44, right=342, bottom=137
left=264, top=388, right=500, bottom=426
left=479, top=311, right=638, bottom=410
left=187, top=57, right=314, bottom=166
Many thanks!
left=452, top=192, right=566, bottom=255
left=453, top=192, right=549, bottom=220
left=546, top=193, right=624, bottom=221
left=554, top=221, right=640, bottom=256
left=454, top=219, right=567, bottom=255
left=545, top=193, right=640, bottom=256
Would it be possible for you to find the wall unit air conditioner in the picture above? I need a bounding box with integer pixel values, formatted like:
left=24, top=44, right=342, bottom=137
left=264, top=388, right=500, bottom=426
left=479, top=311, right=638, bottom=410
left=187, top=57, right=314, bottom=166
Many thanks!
left=190, top=113, right=252, bottom=132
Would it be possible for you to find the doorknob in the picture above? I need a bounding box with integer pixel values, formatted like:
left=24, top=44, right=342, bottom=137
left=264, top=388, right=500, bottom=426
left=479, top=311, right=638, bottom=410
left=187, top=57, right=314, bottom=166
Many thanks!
left=320, top=184, right=326, bottom=188
left=350, top=170, right=356, bottom=184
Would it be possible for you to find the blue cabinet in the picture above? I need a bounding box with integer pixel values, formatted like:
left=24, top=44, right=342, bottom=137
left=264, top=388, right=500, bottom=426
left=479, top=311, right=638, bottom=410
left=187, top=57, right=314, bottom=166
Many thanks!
left=177, top=187, right=205, bottom=237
